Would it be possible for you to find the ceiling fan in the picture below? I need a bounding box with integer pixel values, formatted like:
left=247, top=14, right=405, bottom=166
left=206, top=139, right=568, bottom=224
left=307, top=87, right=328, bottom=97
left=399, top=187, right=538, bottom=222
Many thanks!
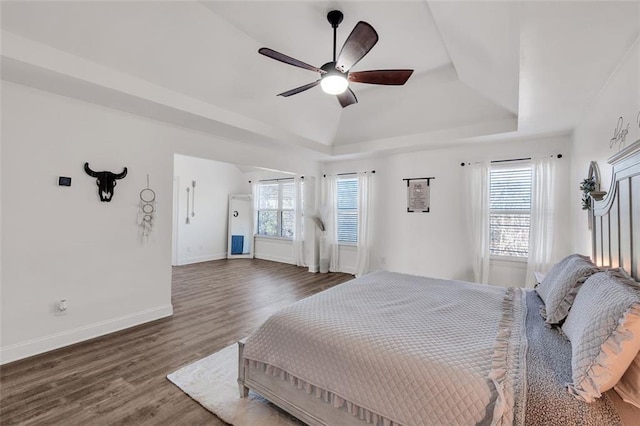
left=259, top=10, right=414, bottom=108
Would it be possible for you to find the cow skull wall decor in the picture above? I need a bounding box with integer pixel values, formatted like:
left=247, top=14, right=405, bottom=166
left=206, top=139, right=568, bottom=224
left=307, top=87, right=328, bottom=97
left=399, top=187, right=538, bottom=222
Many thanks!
left=84, top=162, right=128, bottom=202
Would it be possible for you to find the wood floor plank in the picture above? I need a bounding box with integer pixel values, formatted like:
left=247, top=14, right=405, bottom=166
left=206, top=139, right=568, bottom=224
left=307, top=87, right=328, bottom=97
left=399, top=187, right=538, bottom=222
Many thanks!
left=0, top=259, right=353, bottom=425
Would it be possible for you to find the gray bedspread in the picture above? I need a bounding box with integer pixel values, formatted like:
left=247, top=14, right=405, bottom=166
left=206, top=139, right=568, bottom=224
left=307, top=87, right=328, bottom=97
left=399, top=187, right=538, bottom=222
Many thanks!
left=242, top=273, right=623, bottom=426
left=243, top=271, right=527, bottom=426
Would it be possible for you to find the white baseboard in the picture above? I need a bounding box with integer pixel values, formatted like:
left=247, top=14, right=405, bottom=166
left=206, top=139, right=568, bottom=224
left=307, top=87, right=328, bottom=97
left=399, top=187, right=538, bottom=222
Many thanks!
left=339, top=266, right=357, bottom=275
left=307, top=264, right=354, bottom=274
left=0, top=304, right=173, bottom=365
left=254, top=253, right=295, bottom=265
left=177, top=252, right=226, bottom=265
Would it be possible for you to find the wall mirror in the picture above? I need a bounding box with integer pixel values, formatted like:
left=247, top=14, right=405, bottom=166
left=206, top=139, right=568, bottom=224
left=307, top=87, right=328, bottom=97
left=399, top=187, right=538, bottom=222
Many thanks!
left=228, top=194, right=253, bottom=258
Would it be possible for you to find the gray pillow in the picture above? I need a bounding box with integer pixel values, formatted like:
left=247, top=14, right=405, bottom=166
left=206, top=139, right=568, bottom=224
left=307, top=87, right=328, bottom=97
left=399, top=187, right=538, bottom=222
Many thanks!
left=536, top=254, right=598, bottom=324
left=562, top=270, right=640, bottom=402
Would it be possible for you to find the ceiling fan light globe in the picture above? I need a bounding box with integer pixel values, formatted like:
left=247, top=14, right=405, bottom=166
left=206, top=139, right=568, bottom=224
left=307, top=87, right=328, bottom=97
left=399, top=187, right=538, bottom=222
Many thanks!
left=321, top=75, right=348, bottom=95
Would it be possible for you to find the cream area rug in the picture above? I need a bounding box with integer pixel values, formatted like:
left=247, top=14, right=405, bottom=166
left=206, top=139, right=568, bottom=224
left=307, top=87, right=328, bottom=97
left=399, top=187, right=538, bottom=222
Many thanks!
left=167, top=343, right=304, bottom=426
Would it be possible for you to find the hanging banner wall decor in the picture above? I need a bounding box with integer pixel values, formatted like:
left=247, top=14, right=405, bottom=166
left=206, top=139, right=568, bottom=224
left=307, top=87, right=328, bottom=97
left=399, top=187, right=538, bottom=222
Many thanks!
left=403, top=177, right=435, bottom=213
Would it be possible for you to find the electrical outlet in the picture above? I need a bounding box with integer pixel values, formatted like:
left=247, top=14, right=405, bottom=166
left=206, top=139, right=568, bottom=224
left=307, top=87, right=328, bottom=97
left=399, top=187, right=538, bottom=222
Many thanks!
left=55, top=299, right=68, bottom=316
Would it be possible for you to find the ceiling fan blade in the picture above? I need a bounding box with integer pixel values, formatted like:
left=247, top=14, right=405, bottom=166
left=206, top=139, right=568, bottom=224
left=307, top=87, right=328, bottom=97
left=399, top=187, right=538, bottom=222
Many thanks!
left=259, top=48, right=325, bottom=74
left=336, top=88, right=358, bottom=108
left=335, top=22, right=379, bottom=73
left=349, top=69, right=414, bottom=85
left=277, top=80, right=321, bottom=97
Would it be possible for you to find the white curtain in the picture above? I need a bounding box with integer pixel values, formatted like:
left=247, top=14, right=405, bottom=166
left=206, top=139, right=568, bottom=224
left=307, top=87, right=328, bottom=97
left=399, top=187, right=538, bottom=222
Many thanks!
left=464, top=162, right=491, bottom=284
left=293, top=177, right=306, bottom=267
left=526, top=157, right=558, bottom=288
left=251, top=181, right=259, bottom=240
left=320, top=175, right=339, bottom=272
left=355, top=172, right=372, bottom=277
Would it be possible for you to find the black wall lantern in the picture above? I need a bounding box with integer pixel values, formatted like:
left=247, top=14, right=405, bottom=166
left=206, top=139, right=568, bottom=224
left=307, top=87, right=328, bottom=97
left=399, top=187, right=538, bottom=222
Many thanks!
left=84, top=162, right=128, bottom=202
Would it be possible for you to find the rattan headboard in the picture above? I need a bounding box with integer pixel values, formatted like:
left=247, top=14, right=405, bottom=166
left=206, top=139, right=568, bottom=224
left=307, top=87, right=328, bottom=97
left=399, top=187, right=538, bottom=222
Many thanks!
left=591, top=139, right=640, bottom=281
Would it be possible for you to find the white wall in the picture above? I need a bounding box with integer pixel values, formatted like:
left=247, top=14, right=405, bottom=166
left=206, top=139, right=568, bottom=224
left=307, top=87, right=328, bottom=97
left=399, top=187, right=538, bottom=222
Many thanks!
left=323, top=135, right=572, bottom=286
left=571, top=38, right=640, bottom=255
left=254, top=238, right=295, bottom=264
left=336, top=245, right=358, bottom=275
left=0, top=81, right=320, bottom=364
left=173, top=155, right=248, bottom=265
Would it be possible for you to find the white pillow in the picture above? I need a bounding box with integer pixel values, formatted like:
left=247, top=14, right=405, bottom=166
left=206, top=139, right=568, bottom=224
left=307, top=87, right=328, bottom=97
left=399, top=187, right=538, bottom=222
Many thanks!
left=615, top=351, right=640, bottom=408
left=562, top=270, right=640, bottom=402
left=612, top=269, right=640, bottom=409
left=536, top=254, right=598, bottom=324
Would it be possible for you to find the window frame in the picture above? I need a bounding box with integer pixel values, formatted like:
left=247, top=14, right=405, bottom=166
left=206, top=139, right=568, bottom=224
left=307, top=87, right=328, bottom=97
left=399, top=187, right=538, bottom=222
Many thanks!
left=336, top=177, right=358, bottom=246
left=489, top=162, right=532, bottom=261
left=256, top=180, right=296, bottom=240
left=279, top=180, right=295, bottom=239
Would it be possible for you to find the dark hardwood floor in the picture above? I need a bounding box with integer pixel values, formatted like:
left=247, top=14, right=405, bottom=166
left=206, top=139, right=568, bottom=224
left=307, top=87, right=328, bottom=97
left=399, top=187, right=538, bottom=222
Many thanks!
left=0, top=259, right=353, bottom=425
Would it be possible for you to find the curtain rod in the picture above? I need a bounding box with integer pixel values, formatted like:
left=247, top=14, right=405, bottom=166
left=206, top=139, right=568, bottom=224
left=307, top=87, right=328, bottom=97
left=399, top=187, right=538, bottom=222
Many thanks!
left=248, top=176, right=302, bottom=183
left=460, top=154, right=562, bottom=167
left=323, top=170, right=375, bottom=177
left=258, top=177, right=295, bottom=182
left=491, top=157, right=531, bottom=164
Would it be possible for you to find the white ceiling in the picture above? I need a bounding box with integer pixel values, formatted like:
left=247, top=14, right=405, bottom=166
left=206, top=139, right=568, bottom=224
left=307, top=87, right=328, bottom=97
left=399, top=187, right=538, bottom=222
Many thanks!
left=1, top=1, right=639, bottom=159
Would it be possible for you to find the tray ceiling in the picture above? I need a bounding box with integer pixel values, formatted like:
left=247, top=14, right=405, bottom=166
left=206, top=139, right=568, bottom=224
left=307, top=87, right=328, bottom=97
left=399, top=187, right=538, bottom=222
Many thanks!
left=1, top=1, right=638, bottom=159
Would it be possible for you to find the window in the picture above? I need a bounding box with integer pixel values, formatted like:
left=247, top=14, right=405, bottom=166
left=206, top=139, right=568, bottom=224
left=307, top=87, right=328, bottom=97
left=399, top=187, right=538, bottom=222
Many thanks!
left=257, top=180, right=296, bottom=238
left=337, top=178, right=358, bottom=244
left=489, top=164, right=532, bottom=258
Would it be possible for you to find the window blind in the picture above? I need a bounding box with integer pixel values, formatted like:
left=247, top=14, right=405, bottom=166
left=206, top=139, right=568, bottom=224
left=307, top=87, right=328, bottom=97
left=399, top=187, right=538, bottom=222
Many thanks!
left=337, top=178, right=358, bottom=244
left=489, top=166, right=531, bottom=257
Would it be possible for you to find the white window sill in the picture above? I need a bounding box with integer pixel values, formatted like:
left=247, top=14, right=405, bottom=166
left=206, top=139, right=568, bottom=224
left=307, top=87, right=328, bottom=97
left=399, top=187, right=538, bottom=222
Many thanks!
left=489, top=256, right=528, bottom=263
left=254, top=235, right=293, bottom=242
left=338, top=243, right=357, bottom=250
left=490, top=256, right=528, bottom=267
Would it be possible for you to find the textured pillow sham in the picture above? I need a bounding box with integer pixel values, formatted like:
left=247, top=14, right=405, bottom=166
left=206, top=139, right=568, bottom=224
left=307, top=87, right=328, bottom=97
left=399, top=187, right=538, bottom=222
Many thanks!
left=535, top=253, right=580, bottom=301
left=562, top=270, right=640, bottom=403
left=536, top=254, right=598, bottom=324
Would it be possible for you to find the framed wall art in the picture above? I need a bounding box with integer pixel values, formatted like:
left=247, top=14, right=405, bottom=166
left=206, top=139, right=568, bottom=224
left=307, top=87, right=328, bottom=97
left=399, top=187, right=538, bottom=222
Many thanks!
left=404, top=177, right=435, bottom=213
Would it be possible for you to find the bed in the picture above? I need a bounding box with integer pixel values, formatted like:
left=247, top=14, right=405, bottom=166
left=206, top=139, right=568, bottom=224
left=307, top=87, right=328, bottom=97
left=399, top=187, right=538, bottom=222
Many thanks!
left=238, top=140, right=640, bottom=426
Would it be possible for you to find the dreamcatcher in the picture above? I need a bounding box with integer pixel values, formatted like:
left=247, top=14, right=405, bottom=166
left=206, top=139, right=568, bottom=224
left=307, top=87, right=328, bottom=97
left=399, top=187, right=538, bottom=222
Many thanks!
left=138, top=174, right=156, bottom=241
